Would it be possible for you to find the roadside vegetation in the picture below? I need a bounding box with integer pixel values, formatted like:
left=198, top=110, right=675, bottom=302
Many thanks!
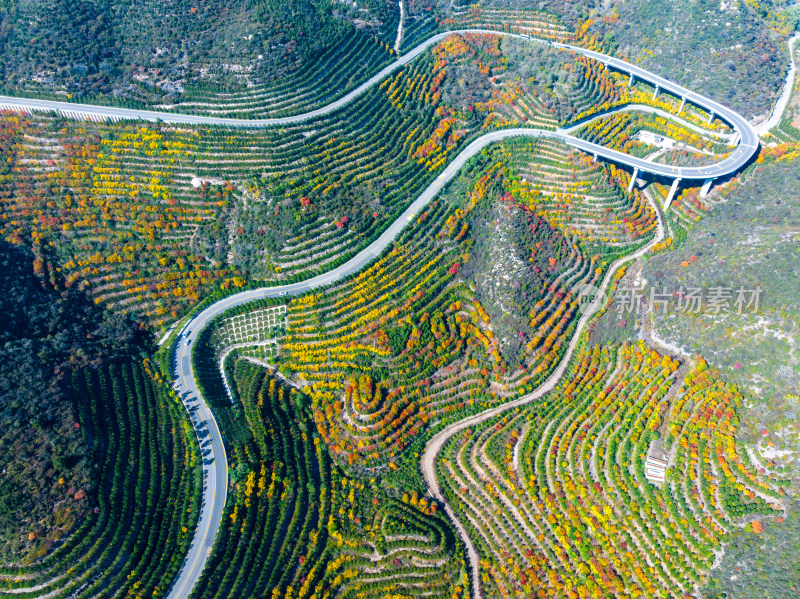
left=0, top=4, right=798, bottom=597
left=0, top=0, right=399, bottom=117
left=0, top=32, right=637, bottom=330
left=193, top=362, right=468, bottom=599
left=439, top=339, right=787, bottom=597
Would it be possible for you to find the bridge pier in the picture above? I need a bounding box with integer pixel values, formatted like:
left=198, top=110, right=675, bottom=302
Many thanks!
left=707, top=111, right=715, bottom=124
left=679, top=97, right=686, bottom=113
left=628, top=73, right=634, bottom=87
left=664, top=178, right=681, bottom=210
left=628, top=167, right=639, bottom=192
left=652, top=85, right=660, bottom=101
left=593, top=152, right=598, bottom=162
left=732, top=130, right=740, bottom=145
left=700, top=178, right=714, bottom=198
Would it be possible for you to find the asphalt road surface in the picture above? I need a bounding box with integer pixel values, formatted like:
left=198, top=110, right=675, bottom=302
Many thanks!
left=0, top=29, right=760, bottom=599
left=164, top=124, right=732, bottom=599
left=0, top=31, right=758, bottom=180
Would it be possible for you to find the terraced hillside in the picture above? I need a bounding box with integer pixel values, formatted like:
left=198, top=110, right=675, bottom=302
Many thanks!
left=0, top=361, right=200, bottom=597
left=157, top=28, right=396, bottom=119
left=193, top=139, right=656, bottom=475
left=576, top=111, right=732, bottom=161
left=185, top=120, right=798, bottom=598
left=192, top=361, right=467, bottom=599
left=0, top=0, right=400, bottom=116
left=0, top=0, right=791, bottom=125
left=0, top=112, right=239, bottom=327
left=0, top=8, right=794, bottom=599
left=437, top=341, right=787, bottom=597
left=470, top=0, right=789, bottom=119
left=443, top=4, right=571, bottom=42
left=0, top=33, right=637, bottom=328
left=508, top=139, right=656, bottom=247
left=0, top=2, right=583, bottom=119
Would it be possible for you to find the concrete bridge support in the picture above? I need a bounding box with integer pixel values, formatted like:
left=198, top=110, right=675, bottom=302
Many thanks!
left=664, top=178, right=681, bottom=210
left=700, top=178, right=714, bottom=198
left=652, top=85, right=660, bottom=101
left=732, top=130, right=741, bottom=145
left=593, top=152, right=598, bottom=162
left=679, top=97, right=686, bottom=113
left=707, top=111, right=715, bottom=124
left=628, top=167, right=639, bottom=192
left=628, top=73, right=635, bottom=87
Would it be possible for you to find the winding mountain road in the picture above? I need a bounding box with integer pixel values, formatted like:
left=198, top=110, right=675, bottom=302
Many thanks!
left=0, top=29, right=763, bottom=599
left=127, top=30, right=760, bottom=599
left=559, top=103, right=738, bottom=140
left=0, top=31, right=758, bottom=180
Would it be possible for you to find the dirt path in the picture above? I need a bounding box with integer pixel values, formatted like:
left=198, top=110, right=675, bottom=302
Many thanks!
left=394, top=1, right=405, bottom=55
left=419, top=187, right=667, bottom=599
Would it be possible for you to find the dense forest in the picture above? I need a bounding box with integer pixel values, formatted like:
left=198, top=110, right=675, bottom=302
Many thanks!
left=0, top=240, right=144, bottom=557
left=0, top=0, right=398, bottom=102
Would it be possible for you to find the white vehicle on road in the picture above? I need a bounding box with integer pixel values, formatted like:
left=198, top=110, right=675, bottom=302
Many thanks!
left=4, top=28, right=744, bottom=599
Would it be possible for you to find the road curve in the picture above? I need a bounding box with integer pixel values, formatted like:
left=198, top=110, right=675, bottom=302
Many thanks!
left=163, top=128, right=571, bottom=598
left=0, top=31, right=757, bottom=182
left=552, top=41, right=759, bottom=152
left=167, top=338, right=228, bottom=599
left=167, top=123, right=666, bottom=598
left=2, top=28, right=752, bottom=599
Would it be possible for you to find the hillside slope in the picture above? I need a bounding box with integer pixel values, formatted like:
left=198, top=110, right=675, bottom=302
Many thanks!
left=0, top=0, right=398, bottom=109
